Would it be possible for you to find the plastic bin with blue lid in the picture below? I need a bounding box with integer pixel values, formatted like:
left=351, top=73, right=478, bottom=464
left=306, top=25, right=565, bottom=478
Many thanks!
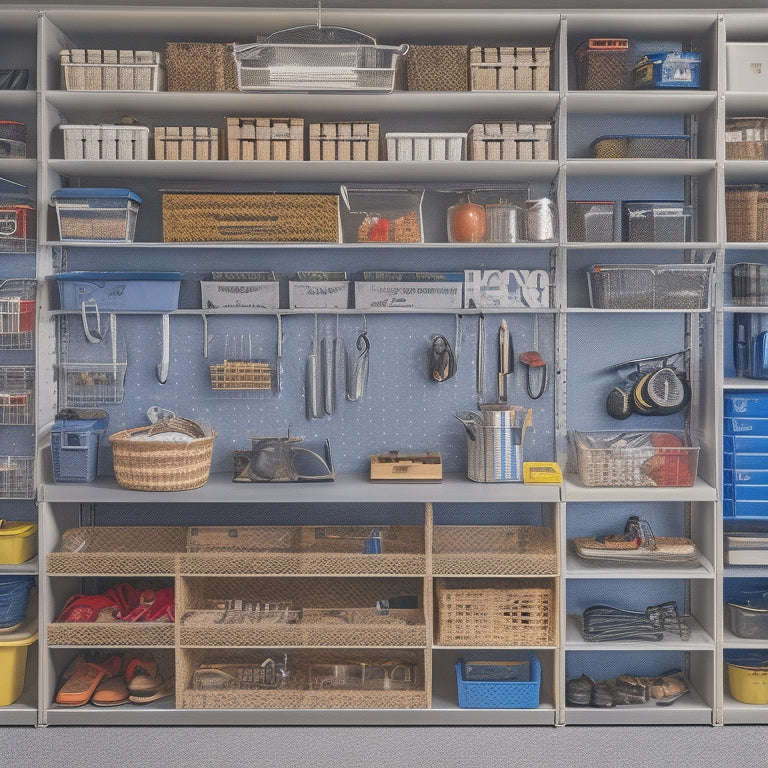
left=54, top=271, right=183, bottom=312
left=51, top=187, right=141, bottom=242
left=456, top=651, right=541, bottom=708
left=51, top=408, right=109, bottom=483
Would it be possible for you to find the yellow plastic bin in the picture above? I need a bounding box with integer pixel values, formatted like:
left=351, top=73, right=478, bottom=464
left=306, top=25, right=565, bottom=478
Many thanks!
left=0, top=600, right=37, bottom=706
left=0, top=520, right=37, bottom=564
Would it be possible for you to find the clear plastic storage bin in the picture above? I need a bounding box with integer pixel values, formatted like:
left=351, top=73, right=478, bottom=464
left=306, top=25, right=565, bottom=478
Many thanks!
left=51, top=188, right=141, bottom=242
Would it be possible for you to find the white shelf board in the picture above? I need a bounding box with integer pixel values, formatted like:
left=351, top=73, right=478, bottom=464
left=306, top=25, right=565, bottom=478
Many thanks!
left=723, top=627, right=768, bottom=647
left=566, top=90, right=717, bottom=115
left=725, top=161, right=768, bottom=184
left=565, top=550, right=715, bottom=579
left=722, top=693, right=768, bottom=724
left=564, top=614, right=714, bottom=651
left=565, top=159, right=715, bottom=178
left=723, top=377, right=768, bottom=389
left=563, top=475, right=716, bottom=502
left=41, top=472, right=561, bottom=504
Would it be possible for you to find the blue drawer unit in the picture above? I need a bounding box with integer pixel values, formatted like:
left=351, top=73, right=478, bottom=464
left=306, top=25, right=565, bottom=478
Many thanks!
left=725, top=392, right=768, bottom=417
left=723, top=499, right=768, bottom=518
left=724, top=434, right=768, bottom=454
left=724, top=417, right=768, bottom=436
left=723, top=452, right=768, bottom=470
left=725, top=469, right=768, bottom=486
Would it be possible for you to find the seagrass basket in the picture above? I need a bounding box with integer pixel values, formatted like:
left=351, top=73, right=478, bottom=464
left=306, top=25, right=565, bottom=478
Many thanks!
left=109, top=425, right=216, bottom=491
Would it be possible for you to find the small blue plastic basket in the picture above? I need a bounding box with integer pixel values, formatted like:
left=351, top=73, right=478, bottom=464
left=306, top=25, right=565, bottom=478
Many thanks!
left=0, top=576, right=34, bottom=629
left=456, top=652, right=541, bottom=709
left=51, top=408, right=109, bottom=483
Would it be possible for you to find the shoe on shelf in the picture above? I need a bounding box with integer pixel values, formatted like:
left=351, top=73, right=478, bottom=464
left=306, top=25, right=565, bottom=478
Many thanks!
left=124, top=651, right=163, bottom=697
left=55, top=654, right=122, bottom=707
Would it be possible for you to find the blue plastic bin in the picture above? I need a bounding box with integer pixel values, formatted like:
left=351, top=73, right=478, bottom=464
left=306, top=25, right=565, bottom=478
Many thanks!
left=51, top=409, right=108, bottom=483
left=456, top=653, right=541, bottom=709
left=0, top=576, right=34, bottom=630
left=54, top=271, right=183, bottom=312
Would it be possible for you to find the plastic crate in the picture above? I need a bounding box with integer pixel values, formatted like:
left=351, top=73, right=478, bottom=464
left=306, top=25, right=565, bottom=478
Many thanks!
left=60, top=124, right=150, bottom=160
left=55, top=271, right=182, bottom=312
left=587, top=263, right=712, bottom=310
left=0, top=520, right=36, bottom=565
left=51, top=188, right=141, bottom=242
left=51, top=409, right=109, bottom=483
left=622, top=201, right=692, bottom=242
left=456, top=653, right=541, bottom=708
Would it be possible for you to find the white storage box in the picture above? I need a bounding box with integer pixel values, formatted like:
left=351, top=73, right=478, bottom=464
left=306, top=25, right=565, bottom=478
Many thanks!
left=60, top=124, right=150, bottom=160
left=464, top=269, right=549, bottom=309
left=385, top=132, right=466, bottom=161
left=288, top=281, right=349, bottom=309
left=355, top=276, right=463, bottom=309
left=201, top=280, right=279, bottom=309
left=727, top=43, right=768, bottom=91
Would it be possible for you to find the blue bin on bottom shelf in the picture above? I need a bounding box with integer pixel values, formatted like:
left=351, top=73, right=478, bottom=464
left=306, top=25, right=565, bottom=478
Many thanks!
left=51, top=408, right=109, bottom=483
left=0, top=576, right=34, bottom=630
left=456, top=652, right=541, bottom=709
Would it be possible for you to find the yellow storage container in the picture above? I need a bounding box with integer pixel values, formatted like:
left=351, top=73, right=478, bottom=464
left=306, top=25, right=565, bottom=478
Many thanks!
left=728, top=660, right=768, bottom=704
left=0, top=520, right=36, bottom=564
left=0, top=602, right=37, bottom=706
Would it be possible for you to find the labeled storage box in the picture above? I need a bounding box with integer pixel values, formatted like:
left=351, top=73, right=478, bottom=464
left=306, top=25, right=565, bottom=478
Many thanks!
left=385, top=132, right=466, bottom=161
left=354, top=275, right=463, bottom=309
left=567, top=201, right=615, bottom=242
left=591, top=134, right=690, bottom=159
left=725, top=117, right=768, bottom=160
left=308, top=122, right=379, bottom=161
left=201, top=279, right=280, bottom=309
left=226, top=117, right=304, bottom=160
left=456, top=653, right=541, bottom=709
left=435, top=578, right=554, bottom=645
left=51, top=188, right=141, bottom=242
left=232, top=34, right=408, bottom=93
left=573, top=38, right=629, bottom=90
left=0, top=121, right=25, bottom=158
left=587, top=263, right=713, bottom=310
left=622, top=201, right=692, bottom=242
left=727, top=43, right=768, bottom=92
left=0, top=600, right=37, bottom=706
left=60, top=49, right=162, bottom=91
left=0, top=520, right=36, bottom=564
left=570, top=430, right=699, bottom=487
left=51, top=408, right=109, bottom=484
left=406, top=45, right=469, bottom=91
left=340, top=187, right=423, bottom=243
left=55, top=271, right=182, bottom=312
left=470, top=46, right=550, bottom=91
left=60, top=123, right=150, bottom=160
left=468, top=122, right=551, bottom=161
left=463, top=269, right=550, bottom=309
left=165, top=41, right=238, bottom=91
left=631, top=51, right=702, bottom=89
left=288, top=280, right=349, bottom=309
left=162, top=192, right=340, bottom=242
left=155, top=126, right=221, bottom=160
left=726, top=185, right=768, bottom=242
left=732, top=262, right=768, bottom=306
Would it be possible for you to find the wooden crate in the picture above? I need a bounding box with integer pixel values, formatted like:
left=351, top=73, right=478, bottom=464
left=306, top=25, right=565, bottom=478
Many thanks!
left=226, top=117, right=304, bottom=160
left=470, top=46, right=550, bottom=91
left=61, top=124, right=150, bottom=160
left=155, top=126, right=221, bottom=160
left=468, top=121, right=551, bottom=160
left=308, top=122, right=379, bottom=161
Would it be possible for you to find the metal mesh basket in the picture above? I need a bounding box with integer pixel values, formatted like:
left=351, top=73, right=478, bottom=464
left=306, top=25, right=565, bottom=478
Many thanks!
left=232, top=24, right=408, bottom=92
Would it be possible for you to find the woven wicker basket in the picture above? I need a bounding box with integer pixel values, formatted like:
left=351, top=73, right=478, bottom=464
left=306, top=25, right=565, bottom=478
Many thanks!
left=726, top=185, right=768, bottom=242
left=725, top=117, right=768, bottom=160
left=109, top=425, right=216, bottom=491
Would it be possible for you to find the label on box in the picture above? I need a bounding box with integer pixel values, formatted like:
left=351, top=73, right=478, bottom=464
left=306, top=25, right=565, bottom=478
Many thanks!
left=354, top=280, right=462, bottom=309
left=289, top=281, right=349, bottom=309
left=464, top=269, right=549, bottom=308
left=201, top=281, right=279, bottom=309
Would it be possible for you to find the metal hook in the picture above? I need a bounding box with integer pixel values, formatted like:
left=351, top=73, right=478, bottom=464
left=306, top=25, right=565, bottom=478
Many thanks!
left=519, top=350, right=547, bottom=399
left=157, top=313, right=170, bottom=384
left=347, top=325, right=370, bottom=402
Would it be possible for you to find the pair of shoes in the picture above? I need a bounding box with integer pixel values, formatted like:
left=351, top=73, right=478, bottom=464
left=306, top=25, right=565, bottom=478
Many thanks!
left=648, top=669, right=689, bottom=705
left=57, top=583, right=174, bottom=623
left=565, top=674, right=615, bottom=708
left=55, top=654, right=122, bottom=707
left=94, top=651, right=173, bottom=706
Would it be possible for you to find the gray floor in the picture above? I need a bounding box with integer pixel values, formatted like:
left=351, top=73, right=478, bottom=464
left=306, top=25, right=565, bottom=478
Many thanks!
left=2, top=725, right=767, bottom=768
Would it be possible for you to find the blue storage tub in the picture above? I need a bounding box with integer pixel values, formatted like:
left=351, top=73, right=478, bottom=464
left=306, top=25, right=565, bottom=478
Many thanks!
left=725, top=469, right=768, bottom=487
left=51, top=408, right=109, bottom=483
left=631, top=51, right=702, bottom=89
left=0, top=576, right=34, bottom=630
left=725, top=393, right=768, bottom=418
left=51, top=187, right=141, bottom=242
left=456, top=652, right=541, bottom=709
left=55, top=271, right=183, bottom=311
left=722, top=498, right=768, bottom=518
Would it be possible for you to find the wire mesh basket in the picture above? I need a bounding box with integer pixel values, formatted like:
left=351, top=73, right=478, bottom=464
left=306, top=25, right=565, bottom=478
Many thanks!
left=232, top=24, right=408, bottom=92
left=0, top=366, right=33, bottom=425
left=0, top=456, right=35, bottom=499
left=0, top=279, right=34, bottom=351
left=209, top=335, right=276, bottom=397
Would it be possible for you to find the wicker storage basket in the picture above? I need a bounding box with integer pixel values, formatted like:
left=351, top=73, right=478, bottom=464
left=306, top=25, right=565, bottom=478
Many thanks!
left=165, top=42, right=238, bottom=91
left=109, top=425, right=216, bottom=491
left=308, top=122, right=379, bottom=160
left=226, top=117, right=304, bottom=161
left=726, top=117, right=768, bottom=160
left=60, top=49, right=162, bottom=91
left=573, top=38, right=629, bottom=90
left=726, top=185, right=768, bottom=242
left=60, top=124, right=150, bottom=160
left=591, top=134, right=689, bottom=159
left=434, top=578, right=555, bottom=646
left=470, top=46, right=550, bottom=91
left=468, top=121, right=551, bottom=160
left=406, top=45, right=469, bottom=91
left=162, top=192, right=340, bottom=242
left=155, top=126, right=221, bottom=160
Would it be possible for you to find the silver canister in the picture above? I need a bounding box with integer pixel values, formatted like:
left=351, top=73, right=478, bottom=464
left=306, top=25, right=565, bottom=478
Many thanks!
left=525, top=198, right=558, bottom=241
left=486, top=202, right=523, bottom=242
